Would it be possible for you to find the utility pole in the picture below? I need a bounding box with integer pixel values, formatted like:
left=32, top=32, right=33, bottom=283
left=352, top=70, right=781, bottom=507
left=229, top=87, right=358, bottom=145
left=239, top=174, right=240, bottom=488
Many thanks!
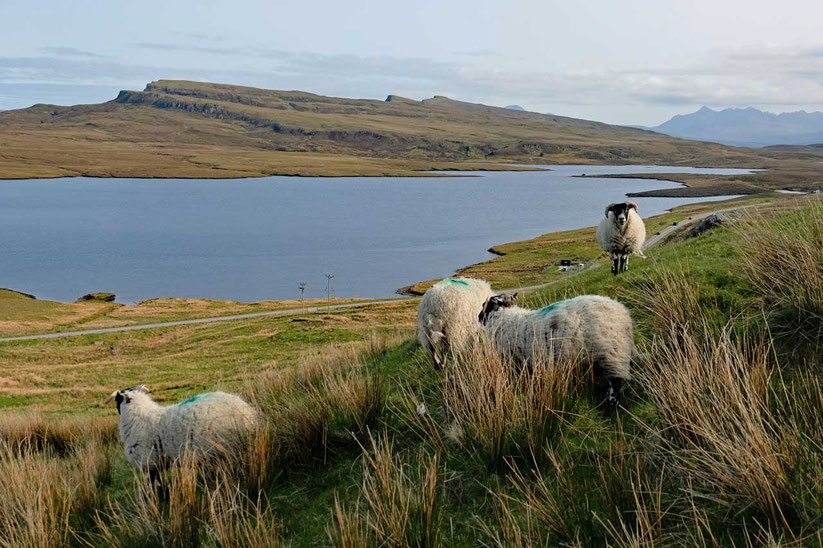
left=325, top=274, right=334, bottom=313
left=298, top=282, right=307, bottom=312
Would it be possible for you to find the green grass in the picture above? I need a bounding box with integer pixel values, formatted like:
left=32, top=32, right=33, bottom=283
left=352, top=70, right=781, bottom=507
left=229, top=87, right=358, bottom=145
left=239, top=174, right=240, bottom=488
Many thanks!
left=405, top=193, right=782, bottom=293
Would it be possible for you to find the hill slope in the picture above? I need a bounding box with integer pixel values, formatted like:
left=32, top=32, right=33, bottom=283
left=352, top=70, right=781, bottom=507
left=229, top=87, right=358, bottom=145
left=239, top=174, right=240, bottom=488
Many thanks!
left=0, top=80, right=776, bottom=179
left=648, top=106, right=823, bottom=147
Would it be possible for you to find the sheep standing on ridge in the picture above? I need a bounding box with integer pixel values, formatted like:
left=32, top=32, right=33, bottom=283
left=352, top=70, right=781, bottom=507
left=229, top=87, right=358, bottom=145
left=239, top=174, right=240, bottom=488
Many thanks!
left=478, top=293, right=633, bottom=410
left=418, top=277, right=494, bottom=369
left=596, top=201, right=646, bottom=274
left=105, top=385, right=258, bottom=480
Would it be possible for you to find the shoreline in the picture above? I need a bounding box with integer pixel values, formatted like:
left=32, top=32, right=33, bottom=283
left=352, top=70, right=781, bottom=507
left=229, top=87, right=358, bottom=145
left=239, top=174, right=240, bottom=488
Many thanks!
left=0, top=162, right=550, bottom=182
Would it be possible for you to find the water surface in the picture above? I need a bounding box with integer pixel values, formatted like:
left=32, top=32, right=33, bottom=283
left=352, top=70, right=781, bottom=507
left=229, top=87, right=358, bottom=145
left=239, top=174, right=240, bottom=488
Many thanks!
left=0, top=165, right=753, bottom=302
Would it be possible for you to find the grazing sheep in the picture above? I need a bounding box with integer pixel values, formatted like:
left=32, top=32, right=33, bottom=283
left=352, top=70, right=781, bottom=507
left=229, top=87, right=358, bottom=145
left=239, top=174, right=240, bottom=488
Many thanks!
left=478, top=293, right=633, bottom=410
left=597, top=201, right=646, bottom=274
left=418, top=277, right=494, bottom=369
left=105, top=385, right=258, bottom=479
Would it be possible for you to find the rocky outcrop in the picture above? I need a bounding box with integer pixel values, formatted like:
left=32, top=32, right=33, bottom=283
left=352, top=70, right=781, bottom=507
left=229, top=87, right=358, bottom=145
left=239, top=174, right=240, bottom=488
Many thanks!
left=687, top=214, right=724, bottom=238
left=78, top=292, right=116, bottom=302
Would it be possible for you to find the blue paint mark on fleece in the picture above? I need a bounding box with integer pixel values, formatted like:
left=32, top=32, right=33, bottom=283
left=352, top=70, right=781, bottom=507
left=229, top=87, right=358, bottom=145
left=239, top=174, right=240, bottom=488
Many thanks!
left=537, top=300, right=568, bottom=316
left=179, top=393, right=212, bottom=406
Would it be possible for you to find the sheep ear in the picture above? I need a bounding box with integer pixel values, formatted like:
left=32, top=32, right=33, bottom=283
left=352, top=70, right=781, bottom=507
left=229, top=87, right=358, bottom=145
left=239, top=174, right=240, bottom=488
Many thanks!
left=511, top=292, right=519, bottom=302
left=104, top=391, right=119, bottom=405
left=604, top=203, right=615, bottom=218
left=626, top=201, right=639, bottom=212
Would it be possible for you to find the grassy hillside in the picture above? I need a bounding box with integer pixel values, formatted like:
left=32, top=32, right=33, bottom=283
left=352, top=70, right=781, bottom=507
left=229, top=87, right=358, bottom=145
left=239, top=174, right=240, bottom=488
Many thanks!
left=402, top=193, right=780, bottom=294
left=0, top=289, right=375, bottom=338
left=0, top=195, right=820, bottom=545
left=4, top=80, right=822, bottom=184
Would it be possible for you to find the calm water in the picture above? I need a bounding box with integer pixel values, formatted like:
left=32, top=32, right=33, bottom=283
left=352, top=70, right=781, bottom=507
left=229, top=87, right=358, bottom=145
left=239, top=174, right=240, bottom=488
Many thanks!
left=0, top=165, right=753, bottom=303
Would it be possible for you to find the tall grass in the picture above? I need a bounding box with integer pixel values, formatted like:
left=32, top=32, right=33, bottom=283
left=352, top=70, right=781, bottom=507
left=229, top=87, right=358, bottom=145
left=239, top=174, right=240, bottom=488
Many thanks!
left=0, top=414, right=117, bottom=455
left=637, top=324, right=789, bottom=521
left=245, top=333, right=401, bottom=466
left=442, top=341, right=578, bottom=471
left=481, top=440, right=669, bottom=547
left=736, top=198, right=823, bottom=345
left=328, top=433, right=443, bottom=547
left=94, top=453, right=282, bottom=547
left=0, top=430, right=115, bottom=546
left=0, top=443, right=73, bottom=547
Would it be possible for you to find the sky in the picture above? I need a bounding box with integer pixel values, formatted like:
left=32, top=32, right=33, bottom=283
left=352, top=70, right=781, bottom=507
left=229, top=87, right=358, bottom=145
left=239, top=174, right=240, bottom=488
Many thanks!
left=1, top=0, right=822, bottom=125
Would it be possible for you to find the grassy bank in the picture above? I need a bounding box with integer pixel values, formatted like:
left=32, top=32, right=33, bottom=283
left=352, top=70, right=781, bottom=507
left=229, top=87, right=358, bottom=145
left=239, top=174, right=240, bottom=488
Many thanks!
left=0, top=195, right=820, bottom=545
left=403, top=193, right=781, bottom=294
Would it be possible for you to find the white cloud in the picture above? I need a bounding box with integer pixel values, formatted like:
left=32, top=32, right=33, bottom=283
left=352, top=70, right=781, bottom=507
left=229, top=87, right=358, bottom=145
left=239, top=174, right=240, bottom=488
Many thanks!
left=2, top=42, right=822, bottom=124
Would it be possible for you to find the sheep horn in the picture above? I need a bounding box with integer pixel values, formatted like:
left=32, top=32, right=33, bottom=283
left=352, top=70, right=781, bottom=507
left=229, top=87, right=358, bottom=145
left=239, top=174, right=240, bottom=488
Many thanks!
left=104, top=391, right=119, bottom=405
left=135, top=384, right=149, bottom=393
left=626, top=201, right=639, bottom=211
left=604, top=203, right=615, bottom=218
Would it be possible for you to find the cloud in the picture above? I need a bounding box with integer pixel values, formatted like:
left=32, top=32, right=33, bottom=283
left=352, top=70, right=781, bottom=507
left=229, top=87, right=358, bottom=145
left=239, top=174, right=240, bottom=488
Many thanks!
left=2, top=42, right=822, bottom=123
left=40, top=46, right=106, bottom=59
left=134, top=42, right=244, bottom=56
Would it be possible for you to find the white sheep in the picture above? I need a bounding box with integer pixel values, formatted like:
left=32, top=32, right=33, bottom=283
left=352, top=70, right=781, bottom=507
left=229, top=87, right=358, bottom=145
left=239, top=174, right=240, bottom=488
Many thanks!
left=105, top=385, right=258, bottom=479
left=478, top=293, right=633, bottom=410
left=418, top=277, right=494, bottom=369
left=596, top=201, right=646, bottom=274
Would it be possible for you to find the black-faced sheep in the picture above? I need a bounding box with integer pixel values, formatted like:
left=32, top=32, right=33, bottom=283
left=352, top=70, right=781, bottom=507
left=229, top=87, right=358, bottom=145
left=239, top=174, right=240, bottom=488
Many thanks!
left=105, top=385, right=258, bottom=480
left=418, top=277, right=494, bottom=369
left=478, top=293, right=633, bottom=410
left=597, top=201, right=646, bottom=274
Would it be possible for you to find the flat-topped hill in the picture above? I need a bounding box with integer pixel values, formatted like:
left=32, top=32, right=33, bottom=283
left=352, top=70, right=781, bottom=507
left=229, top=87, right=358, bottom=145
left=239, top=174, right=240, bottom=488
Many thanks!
left=0, top=79, right=799, bottom=180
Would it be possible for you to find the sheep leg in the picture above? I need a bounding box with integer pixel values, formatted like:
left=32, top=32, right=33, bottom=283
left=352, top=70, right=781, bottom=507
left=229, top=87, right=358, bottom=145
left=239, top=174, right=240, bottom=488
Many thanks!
left=432, top=349, right=444, bottom=370
left=619, top=253, right=629, bottom=272
left=607, top=378, right=623, bottom=411
left=610, top=252, right=619, bottom=275
left=149, top=466, right=163, bottom=488
left=424, top=333, right=445, bottom=370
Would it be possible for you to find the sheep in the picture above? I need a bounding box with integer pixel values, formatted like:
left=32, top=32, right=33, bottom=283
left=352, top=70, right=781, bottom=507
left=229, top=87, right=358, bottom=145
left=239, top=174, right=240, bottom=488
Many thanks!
left=418, top=277, right=494, bottom=369
left=596, top=201, right=646, bottom=275
left=105, top=385, right=258, bottom=480
left=478, top=293, right=633, bottom=410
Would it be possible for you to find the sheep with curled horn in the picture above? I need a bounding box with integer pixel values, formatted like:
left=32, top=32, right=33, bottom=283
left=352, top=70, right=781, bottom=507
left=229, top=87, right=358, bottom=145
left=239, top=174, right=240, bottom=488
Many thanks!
left=596, top=200, right=646, bottom=275
left=105, top=385, right=258, bottom=481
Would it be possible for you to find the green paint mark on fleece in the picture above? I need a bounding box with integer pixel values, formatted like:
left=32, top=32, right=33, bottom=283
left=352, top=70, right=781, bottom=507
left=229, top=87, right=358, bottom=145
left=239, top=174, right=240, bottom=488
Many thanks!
left=537, top=300, right=568, bottom=316
left=443, top=278, right=470, bottom=287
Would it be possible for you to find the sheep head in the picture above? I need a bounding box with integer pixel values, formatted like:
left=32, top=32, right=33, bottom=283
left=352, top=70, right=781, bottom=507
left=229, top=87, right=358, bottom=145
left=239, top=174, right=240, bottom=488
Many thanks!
left=105, top=384, right=150, bottom=414
left=606, top=202, right=638, bottom=227
left=478, top=293, right=518, bottom=325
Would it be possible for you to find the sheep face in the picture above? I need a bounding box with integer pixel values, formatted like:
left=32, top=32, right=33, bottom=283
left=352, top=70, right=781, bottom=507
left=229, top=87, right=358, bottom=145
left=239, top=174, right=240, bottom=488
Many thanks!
left=106, top=384, right=149, bottom=414
left=478, top=293, right=518, bottom=325
left=606, top=201, right=638, bottom=227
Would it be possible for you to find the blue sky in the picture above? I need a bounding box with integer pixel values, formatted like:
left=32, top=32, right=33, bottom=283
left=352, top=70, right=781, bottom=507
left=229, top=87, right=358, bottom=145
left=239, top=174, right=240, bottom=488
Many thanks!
left=1, top=0, right=822, bottom=125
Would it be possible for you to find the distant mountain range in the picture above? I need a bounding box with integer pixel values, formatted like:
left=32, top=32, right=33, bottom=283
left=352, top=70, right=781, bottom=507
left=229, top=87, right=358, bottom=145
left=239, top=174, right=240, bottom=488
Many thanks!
left=642, top=106, right=823, bottom=147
